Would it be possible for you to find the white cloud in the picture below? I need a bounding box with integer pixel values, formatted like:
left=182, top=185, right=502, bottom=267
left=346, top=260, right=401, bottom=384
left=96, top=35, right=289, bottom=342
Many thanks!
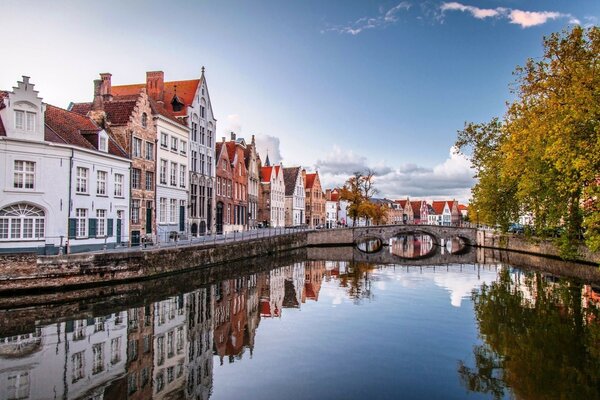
left=440, top=2, right=578, bottom=28
left=323, top=2, right=411, bottom=35
left=255, top=134, right=283, bottom=165
left=316, top=145, right=475, bottom=202
left=508, top=10, right=562, bottom=28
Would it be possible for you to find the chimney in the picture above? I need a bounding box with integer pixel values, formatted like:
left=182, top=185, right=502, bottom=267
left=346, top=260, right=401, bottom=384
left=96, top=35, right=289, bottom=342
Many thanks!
left=146, top=71, right=164, bottom=102
left=99, top=73, right=112, bottom=101
left=230, top=132, right=236, bottom=141
left=92, top=79, right=104, bottom=111
left=222, top=136, right=226, bottom=142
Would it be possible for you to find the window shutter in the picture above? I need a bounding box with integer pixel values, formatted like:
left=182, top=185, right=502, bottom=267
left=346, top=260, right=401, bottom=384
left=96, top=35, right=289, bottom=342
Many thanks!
left=89, top=218, right=97, bottom=238
left=107, top=219, right=114, bottom=237
left=68, top=218, right=77, bottom=239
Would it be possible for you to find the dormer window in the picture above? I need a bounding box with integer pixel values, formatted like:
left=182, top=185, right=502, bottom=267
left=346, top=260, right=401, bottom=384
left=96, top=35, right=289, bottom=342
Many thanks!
left=15, top=110, right=35, bottom=131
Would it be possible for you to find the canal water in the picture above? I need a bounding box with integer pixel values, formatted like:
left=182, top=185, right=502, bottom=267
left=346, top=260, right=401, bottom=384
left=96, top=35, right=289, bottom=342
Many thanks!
left=0, top=242, right=599, bottom=399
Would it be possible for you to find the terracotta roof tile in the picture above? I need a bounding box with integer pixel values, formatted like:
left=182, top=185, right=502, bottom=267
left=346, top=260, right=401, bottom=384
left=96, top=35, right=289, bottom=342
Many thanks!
left=44, top=104, right=128, bottom=158
left=112, top=79, right=201, bottom=117
left=283, top=167, right=301, bottom=196
left=395, top=199, right=408, bottom=208
left=261, top=166, right=274, bottom=182
left=305, top=173, right=317, bottom=189
left=0, top=91, right=8, bottom=136
left=226, top=141, right=237, bottom=163
left=431, top=201, right=446, bottom=215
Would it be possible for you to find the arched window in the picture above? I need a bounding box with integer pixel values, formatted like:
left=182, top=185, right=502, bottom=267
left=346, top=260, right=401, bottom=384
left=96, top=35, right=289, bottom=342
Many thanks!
left=0, top=204, right=45, bottom=240
left=141, top=113, right=148, bottom=129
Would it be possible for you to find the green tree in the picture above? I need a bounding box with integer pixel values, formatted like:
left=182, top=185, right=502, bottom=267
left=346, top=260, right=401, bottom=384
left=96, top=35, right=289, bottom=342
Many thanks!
left=456, top=26, right=600, bottom=253
left=340, top=170, right=378, bottom=225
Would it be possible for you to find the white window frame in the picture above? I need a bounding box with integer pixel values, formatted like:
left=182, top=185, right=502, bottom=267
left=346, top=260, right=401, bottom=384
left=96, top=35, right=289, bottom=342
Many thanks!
left=170, top=162, right=177, bottom=186
left=179, top=165, right=186, bottom=188
left=76, top=167, right=88, bottom=194
left=160, top=159, right=167, bottom=184
left=96, top=209, right=106, bottom=237
left=13, top=160, right=35, bottom=190
left=76, top=208, right=87, bottom=238
left=170, top=199, right=177, bottom=223
left=160, top=132, right=168, bottom=148
left=114, top=174, right=124, bottom=197
left=97, top=170, right=107, bottom=195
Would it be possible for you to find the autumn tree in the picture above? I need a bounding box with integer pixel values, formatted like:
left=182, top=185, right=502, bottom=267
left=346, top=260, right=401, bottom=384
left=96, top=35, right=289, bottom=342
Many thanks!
left=340, top=170, right=378, bottom=226
left=456, top=26, right=600, bottom=253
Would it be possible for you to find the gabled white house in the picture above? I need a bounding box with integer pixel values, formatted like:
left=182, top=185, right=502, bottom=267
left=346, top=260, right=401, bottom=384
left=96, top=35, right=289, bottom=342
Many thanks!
left=283, top=166, right=305, bottom=227
left=0, top=76, right=130, bottom=254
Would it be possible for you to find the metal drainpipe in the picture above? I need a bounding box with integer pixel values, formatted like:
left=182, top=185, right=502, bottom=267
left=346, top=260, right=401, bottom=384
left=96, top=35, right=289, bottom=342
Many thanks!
left=66, top=148, right=74, bottom=254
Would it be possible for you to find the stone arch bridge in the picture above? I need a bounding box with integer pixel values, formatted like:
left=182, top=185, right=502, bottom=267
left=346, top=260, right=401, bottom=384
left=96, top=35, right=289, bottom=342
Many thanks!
left=352, top=224, right=477, bottom=246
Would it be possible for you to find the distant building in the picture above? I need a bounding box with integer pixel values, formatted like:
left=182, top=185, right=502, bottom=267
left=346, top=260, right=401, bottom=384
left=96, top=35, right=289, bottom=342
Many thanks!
left=303, top=171, right=325, bottom=228
left=226, top=133, right=248, bottom=231
left=283, top=167, right=305, bottom=226
left=215, top=139, right=234, bottom=233
left=244, top=136, right=261, bottom=230
left=259, top=165, right=285, bottom=227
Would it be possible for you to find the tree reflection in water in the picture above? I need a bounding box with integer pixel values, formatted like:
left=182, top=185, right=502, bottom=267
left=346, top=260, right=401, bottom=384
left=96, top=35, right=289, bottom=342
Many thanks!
left=459, top=268, right=600, bottom=399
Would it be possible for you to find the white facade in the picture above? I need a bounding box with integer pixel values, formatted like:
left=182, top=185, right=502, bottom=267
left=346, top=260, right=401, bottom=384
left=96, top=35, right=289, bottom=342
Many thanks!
left=188, top=73, right=217, bottom=236
left=270, top=167, right=286, bottom=228
left=287, top=169, right=305, bottom=226
left=325, top=201, right=337, bottom=228
left=0, top=76, right=130, bottom=254
left=156, top=115, right=190, bottom=242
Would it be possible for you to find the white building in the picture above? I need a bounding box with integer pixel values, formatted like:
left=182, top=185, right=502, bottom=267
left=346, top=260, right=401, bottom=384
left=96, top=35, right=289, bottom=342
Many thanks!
left=283, top=167, right=305, bottom=227
left=154, top=103, right=190, bottom=242
left=0, top=76, right=130, bottom=254
left=260, top=165, right=285, bottom=228
left=325, top=201, right=337, bottom=228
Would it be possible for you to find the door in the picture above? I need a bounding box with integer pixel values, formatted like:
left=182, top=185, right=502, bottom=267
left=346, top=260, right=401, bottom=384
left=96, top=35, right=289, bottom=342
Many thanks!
left=179, top=205, right=185, bottom=232
left=191, top=223, right=198, bottom=237
left=216, top=202, right=223, bottom=234
left=131, top=230, right=141, bottom=246
left=146, top=205, right=152, bottom=234
left=116, top=210, right=123, bottom=244
left=207, top=198, right=212, bottom=232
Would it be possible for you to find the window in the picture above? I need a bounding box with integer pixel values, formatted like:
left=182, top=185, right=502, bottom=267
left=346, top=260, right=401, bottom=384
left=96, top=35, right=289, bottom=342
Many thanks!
left=114, top=174, right=124, bottom=197
left=179, top=165, right=186, bottom=188
left=180, top=141, right=187, bottom=155
left=170, top=199, right=177, bottom=223
left=131, top=200, right=140, bottom=224
left=207, top=130, right=213, bottom=147
left=133, top=137, right=142, bottom=158
left=15, top=110, right=35, bottom=131
left=97, top=171, right=107, bottom=195
left=200, top=154, right=205, bottom=175
left=142, top=112, right=148, bottom=128
left=170, top=162, right=177, bottom=186
left=128, top=372, right=137, bottom=394
left=200, top=105, right=206, bottom=119
left=111, top=337, right=121, bottom=364
left=161, top=132, right=168, bottom=148
left=145, top=141, right=154, bottom=161
left=159, top=198, right=166, bottom=223
left=171, top=137, right=178, bottom=152
left=132, top=168, right=141, bottom=189
left=92, top=343, right=104, bottom=375
left=0, top=204, right=45, bottom=240
left=76, top=167, right=88, bottom=193
left=72, top=352, right=85, bottom=383
left=216, top=178, right=220, bottom=196
left=96, top=209, right=106, bottom=236
left=75, top=208, right=87, bottom=238
left=191, top=121, right=198, bottom=142
left=99, top=135, right=108, bottom=152
left=145, top=171, right=154, bottom=191
left=13, top=160, right=35, bottom=189
left=191, top=150, right=198, bottom=172
left=200, top=127, right=205, bottom=145
left=160, top=160, right=167, bottom=184
left=207, top=156, right=212, bottom=176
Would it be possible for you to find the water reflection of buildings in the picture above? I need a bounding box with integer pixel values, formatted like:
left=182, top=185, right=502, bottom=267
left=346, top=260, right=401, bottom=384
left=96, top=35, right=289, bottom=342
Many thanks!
left=186, top=287, right=214, bottom=400
left=126, top=306, right=154, bottom=400
left=0, top=313, right=128, bottom=400
left=390, top=234, right=434, bottom=258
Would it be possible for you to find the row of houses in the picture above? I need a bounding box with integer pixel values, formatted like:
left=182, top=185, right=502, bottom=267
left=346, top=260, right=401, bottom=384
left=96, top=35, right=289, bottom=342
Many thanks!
left=0, top=74, right=333, bottom=254
left=324, top=189, right=467, bottom=227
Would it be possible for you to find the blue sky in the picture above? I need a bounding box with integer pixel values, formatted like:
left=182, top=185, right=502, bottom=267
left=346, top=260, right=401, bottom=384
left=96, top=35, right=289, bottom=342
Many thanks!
left=2, top=0, right=598, bottom=201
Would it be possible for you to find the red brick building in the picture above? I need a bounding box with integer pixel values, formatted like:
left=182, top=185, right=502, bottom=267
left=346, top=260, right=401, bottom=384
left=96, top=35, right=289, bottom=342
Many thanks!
left=215, top=139, right=233, bottom=233
left=226, top=133, right=248, bottom=230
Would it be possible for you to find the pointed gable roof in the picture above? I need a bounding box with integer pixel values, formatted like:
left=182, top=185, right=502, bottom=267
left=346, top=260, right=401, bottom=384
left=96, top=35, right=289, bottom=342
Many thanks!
left=305, top=173, right=318, bottom=189
left=431, top=201, right=446, bottom=215
left=261, top=166, right=274, bottom=183
left=283, top=167, right=301, bottom=196
left=395, top=199, right=408, bottom=209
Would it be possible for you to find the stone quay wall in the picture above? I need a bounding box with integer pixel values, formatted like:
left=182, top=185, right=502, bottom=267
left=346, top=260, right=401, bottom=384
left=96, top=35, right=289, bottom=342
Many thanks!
left=476, top=230, right=600, bottom=264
